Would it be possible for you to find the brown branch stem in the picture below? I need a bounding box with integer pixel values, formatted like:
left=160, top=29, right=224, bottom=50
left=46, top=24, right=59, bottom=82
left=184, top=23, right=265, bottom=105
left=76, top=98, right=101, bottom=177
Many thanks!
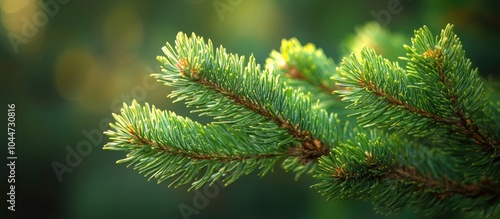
left=332, top=161, right=499, bottom=201
left=127, top=125, right=285, bottom=162
left=154, top=58, right=331, bottom=164
left=281, top=64, right=336, bottom=94
left=195, top=76, right=329, bottom=163
left=391, top=166, right=499, bottom=200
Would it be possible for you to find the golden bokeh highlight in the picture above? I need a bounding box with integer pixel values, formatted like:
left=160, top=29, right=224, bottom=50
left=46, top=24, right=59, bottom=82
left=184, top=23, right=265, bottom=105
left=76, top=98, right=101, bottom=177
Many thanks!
left=76, top=65, right=125, bottom=113
left=76, top=62, right=145, bottom=113
left=54, top=48, right=98, bottom=101
left=52, top=4, right=154, bottom=113
left=212, top=0, right=285, bottom=41
left=102, top=4, right=143, bottom=59
left=1, top=0, right=32, bottom=13
left=54, top=48, right=161, bottom=113
left=1, top=0, right=37, bottom=32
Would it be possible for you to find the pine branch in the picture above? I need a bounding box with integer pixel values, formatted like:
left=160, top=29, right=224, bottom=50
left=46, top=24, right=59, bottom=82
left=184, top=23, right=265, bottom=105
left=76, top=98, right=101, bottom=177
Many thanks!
left=314, top=132, right=500, bottom=217
left=154, top=33, right=339, bottom=164
left=104, top=32, right=345, bottom=189
left=335, top=24, right=500, bottom=155
left=104, top=24, right=500, bottom=218
left=266, top=38, right=337, bottom=93
left=403, top=25, right=499, bottom=153
left=265, top=38, right=348, bottom=114
left=104, top=101, right=301, bottom=189
left=328, top=24, right=500, bottom=217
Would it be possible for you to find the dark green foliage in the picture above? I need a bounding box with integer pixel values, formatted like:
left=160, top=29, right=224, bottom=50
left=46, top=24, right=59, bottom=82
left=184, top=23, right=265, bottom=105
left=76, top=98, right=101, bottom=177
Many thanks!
left=104, top=24, right=500, bottom=217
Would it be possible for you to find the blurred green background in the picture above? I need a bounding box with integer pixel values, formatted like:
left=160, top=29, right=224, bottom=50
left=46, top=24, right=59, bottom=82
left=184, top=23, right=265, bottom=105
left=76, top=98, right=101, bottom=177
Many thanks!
left=1, top=0, right=499, bottom=218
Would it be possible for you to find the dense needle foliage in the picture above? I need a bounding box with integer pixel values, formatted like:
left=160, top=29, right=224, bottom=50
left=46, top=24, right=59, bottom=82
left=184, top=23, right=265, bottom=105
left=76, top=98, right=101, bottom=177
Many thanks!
left=104, top=24, right=500, bottom=217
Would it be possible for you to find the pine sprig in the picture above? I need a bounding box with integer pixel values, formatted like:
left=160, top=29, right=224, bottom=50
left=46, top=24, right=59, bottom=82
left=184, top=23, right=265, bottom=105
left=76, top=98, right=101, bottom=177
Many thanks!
left=154, top=32, right=339, bottom=165
left=335, top=47, right=452, bottom=139
left=104, top=101, right=292, bottom=189
left=314, top=132, right=500, bottom=217
left=104, top=24, right=500, bottom=218
left=329, top=24, right=500, bottom=217
left=266, top=38, right=346, bottom=113
left=336, top=24, right=500, bottom=152
left=266, top=38, right=337, bottom=92
left=403, top=25, right=498, bottom=154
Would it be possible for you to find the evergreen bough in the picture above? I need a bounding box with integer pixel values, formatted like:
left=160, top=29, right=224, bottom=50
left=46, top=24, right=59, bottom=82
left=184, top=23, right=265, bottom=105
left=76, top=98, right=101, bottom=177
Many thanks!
left=104, top=24, right=500, bottom=218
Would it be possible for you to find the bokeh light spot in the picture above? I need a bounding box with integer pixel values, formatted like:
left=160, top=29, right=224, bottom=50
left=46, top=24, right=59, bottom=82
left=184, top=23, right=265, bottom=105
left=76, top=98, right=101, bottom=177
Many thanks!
left=54, top=48, right=98, bottom=101
left=1, top=0, right=32, bottom=13
left=1, top=0, right=37, bottom=32
left=102, top=4, right=143, bottom=58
